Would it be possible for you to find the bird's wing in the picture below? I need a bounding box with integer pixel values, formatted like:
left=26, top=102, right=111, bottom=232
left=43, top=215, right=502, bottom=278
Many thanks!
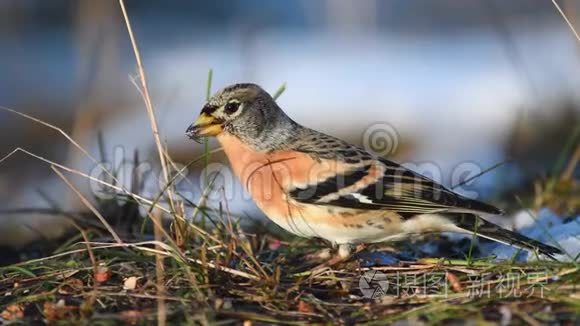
left=289, top=155, right=503, bottom=218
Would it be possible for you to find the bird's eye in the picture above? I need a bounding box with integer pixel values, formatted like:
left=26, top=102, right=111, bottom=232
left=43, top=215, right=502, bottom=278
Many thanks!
left=224, top=101, right=240, bottom=114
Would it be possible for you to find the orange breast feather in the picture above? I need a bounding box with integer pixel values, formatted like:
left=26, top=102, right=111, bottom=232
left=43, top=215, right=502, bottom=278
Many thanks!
left=217, top=133, right=349, bottom=219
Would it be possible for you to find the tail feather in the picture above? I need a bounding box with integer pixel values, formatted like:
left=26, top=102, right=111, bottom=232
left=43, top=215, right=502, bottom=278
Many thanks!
left=449, top=214, right=563, bottom=260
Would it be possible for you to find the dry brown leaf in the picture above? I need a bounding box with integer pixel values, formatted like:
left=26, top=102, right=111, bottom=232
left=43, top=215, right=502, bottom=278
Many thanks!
left=446, top=271, right=463, bottom=292
left=58, top=278, right=84, bottom=295
left=1, top=304, right=24, bottom=321
left=123, top=276, right=139, bottom=290
left=94, top=266, right=111, bottom=283
left=298, top=300, right=314, bottom=313
left=43, top=300, right=77, bottom=321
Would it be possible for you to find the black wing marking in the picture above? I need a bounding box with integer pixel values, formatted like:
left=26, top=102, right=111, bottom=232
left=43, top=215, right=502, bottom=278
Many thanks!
left=361, top=159, right=503, bottom=215
left=289, top=165, right=371, bottom=202
left=449, top=213, right=561, bottom=259
left=289, top=158, right=503, bottom=217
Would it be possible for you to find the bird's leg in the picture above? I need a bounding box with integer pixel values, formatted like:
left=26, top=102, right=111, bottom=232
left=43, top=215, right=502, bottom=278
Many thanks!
left=328, top=243, right=369, bottom=265
left=305, top=243, right=352, bottom=263
left=309, top=243, right=368, bottom=276
left=321, top=244, right=352, bottom=267
left=309, top=249, right=346, bottom=276
left=338, top=243, right=352, bottom=259
left=354, top=243, right=367, bottom=254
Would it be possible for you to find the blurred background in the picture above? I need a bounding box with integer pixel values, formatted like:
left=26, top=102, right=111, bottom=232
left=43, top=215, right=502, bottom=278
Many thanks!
left=0, top=1, right=578, bottom=255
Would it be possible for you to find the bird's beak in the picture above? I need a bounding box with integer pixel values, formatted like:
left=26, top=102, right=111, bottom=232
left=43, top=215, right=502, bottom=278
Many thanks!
left=185, top=113, right=223, bottom=142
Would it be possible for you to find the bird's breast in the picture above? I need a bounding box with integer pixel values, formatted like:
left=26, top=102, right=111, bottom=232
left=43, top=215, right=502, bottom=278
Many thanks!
left=217, top=133, right=345, bottom=217
left=218, top=133, right=349, bottom=201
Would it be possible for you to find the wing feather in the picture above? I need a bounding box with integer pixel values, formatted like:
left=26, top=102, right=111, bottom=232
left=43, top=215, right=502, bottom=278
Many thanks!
left=289, top=158, right=503, bottom=217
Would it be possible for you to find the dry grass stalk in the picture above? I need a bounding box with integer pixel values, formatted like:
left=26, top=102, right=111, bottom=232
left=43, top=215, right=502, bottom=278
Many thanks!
left=552, top=0, right=580, bottom=42
left=116, top=2, right=183, bottom=322
left=561, top=144, right=580, bottom=181
left=51, top=166, right=123, bottom=244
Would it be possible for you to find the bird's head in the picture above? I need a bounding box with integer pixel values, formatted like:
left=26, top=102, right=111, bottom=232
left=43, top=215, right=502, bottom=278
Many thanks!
left=186, top=83, right=282, bottom=143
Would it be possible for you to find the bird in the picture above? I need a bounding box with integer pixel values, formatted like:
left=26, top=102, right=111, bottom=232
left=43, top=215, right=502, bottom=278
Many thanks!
left=186, top=83, right=563, bottom=261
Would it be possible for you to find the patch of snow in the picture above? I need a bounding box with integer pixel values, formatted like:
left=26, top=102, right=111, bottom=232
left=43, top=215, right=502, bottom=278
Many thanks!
left=486, top=208, right=580, bottom=262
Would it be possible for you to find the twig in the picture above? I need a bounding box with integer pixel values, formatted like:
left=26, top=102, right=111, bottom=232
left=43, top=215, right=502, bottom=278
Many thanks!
left=203, top=69, right=213, bottom=190
left=552, top=0, right=580, bottom=43
left=187, top=258, right=260, bottom=281
left=152, top=209, right=167, bottom=326
left=73, top=223, right=99, bottom=310
left=561, top=144, right=580, bottom=181
left=118, top=0, right=174, bottom=198
left=51, top=165, right=123, bottom=244
left=452, top=159, right=511, bottom=190
left=117, top=3, right=178, bottom=321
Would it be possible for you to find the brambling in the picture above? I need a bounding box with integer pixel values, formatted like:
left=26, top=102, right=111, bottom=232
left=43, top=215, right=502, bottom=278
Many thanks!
left=186, top=83, right=562, bottom=260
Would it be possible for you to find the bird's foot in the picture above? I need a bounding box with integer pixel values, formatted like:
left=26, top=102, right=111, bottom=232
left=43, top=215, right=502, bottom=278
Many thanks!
left=304, top=248, right=333, bottom=263
left=308, top=244, right=367, bottom=276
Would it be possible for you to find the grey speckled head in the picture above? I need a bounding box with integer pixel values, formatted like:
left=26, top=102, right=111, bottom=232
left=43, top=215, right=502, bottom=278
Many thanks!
left=188, top=83, right=301, bottom=151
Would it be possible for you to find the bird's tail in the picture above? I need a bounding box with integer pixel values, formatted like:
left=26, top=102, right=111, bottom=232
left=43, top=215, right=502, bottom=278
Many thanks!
left=449, top=214, right=563, bottom=260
